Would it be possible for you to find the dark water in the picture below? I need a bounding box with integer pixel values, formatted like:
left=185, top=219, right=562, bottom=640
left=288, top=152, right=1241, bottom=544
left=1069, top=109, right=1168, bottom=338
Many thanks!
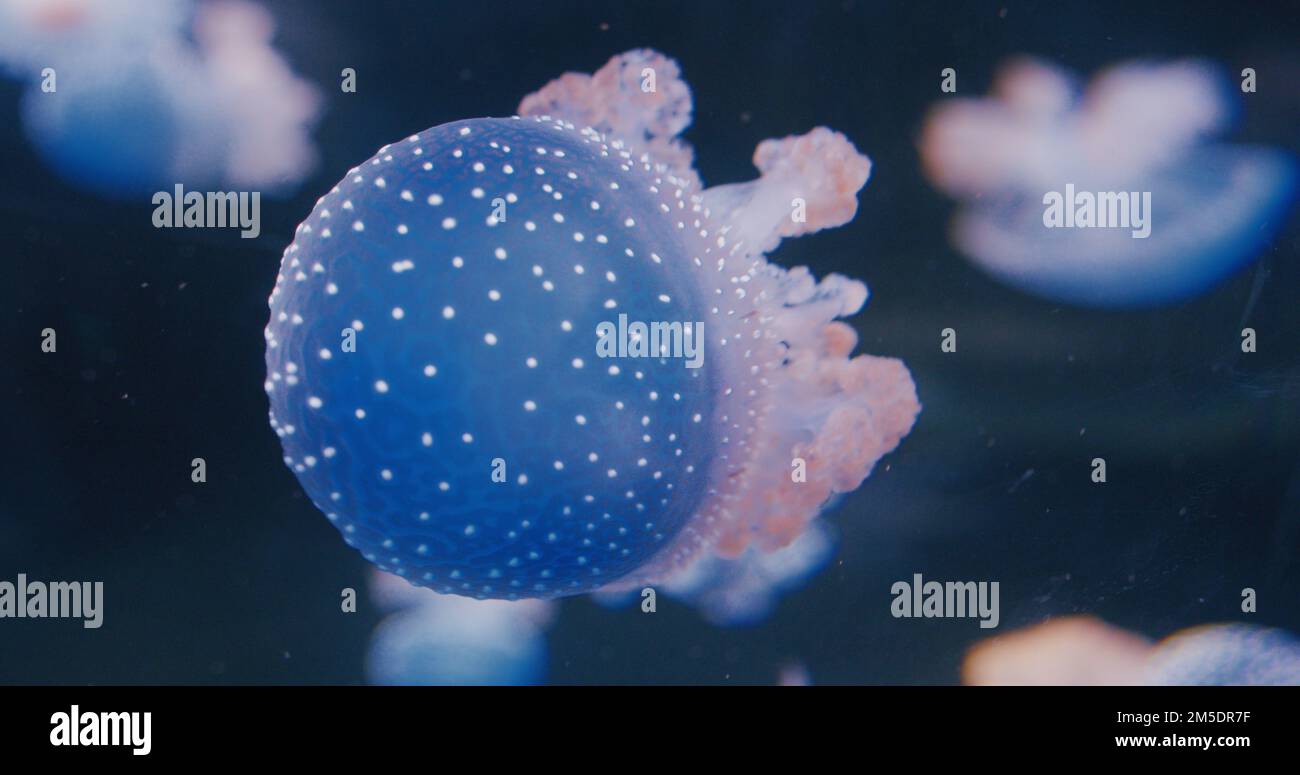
left=2, top=0, right=1298, bottom=684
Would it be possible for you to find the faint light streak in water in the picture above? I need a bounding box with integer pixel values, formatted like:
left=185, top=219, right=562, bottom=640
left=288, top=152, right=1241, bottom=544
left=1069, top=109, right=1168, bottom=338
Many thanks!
left=920, top=58, right=1296, bottom=307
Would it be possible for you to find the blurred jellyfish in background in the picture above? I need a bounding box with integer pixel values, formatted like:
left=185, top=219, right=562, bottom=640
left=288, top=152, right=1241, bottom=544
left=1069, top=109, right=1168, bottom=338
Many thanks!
left=963, top=616, right=1300, bottom=686
left=265, top=49, right=918, bottom=608
left=366, top=571, right=556, bottom=686
left=920, top=58, right=1297, bottom=307
left=0, top=0, right=321, bottom=198
left=963, top=616, right=1151, bottom=685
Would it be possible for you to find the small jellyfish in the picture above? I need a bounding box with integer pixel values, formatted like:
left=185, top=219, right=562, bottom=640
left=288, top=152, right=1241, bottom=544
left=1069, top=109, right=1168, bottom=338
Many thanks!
left=963, top=616, right=1300, bottom=686
left=920, top=58, right=1297, bottom=307
left=2, top=0, right=321, bottom=198
left=265, top=49, right=919, bottom=601
left=366, top=571, right=555, bottom=686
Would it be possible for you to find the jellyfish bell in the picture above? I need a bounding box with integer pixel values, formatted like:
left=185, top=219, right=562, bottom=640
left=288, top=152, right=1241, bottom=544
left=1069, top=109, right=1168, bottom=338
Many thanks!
left=921, top=57, right=1297, bottom=307
left=265, top=49, right=919, bottom=602
left=271, top=116, right=728, bottom=598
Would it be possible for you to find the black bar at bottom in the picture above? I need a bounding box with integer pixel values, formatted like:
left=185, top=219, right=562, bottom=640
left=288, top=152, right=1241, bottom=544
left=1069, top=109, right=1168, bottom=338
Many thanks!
left=0, top=685, right=1288, bottom=761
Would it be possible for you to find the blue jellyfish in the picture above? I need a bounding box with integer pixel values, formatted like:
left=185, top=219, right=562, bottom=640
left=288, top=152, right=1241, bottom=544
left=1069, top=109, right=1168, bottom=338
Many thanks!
left=920, top=58, right=1297, bottom=307
left=265, top=50, right=919, bottom=601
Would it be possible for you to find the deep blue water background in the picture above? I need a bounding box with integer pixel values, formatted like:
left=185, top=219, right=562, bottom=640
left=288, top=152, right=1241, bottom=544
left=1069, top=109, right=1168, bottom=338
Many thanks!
left=1, top=0, right=1298, bottom=684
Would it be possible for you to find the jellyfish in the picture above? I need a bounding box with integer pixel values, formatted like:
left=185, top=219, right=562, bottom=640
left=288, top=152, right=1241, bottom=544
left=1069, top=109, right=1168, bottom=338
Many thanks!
left=1, top=0, right=321, bottom=198
left=366, top=570, right=555, bottom=686
left=264, top=49, right=919, bottom=602
left=963, top=616, right=1300, bottom=686
left=920, top=58, right=1297, bottom=307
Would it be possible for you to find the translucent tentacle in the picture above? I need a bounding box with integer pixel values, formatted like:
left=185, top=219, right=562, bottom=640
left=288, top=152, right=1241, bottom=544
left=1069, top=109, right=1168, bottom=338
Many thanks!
left=703, top=127, right=872, bottom=258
